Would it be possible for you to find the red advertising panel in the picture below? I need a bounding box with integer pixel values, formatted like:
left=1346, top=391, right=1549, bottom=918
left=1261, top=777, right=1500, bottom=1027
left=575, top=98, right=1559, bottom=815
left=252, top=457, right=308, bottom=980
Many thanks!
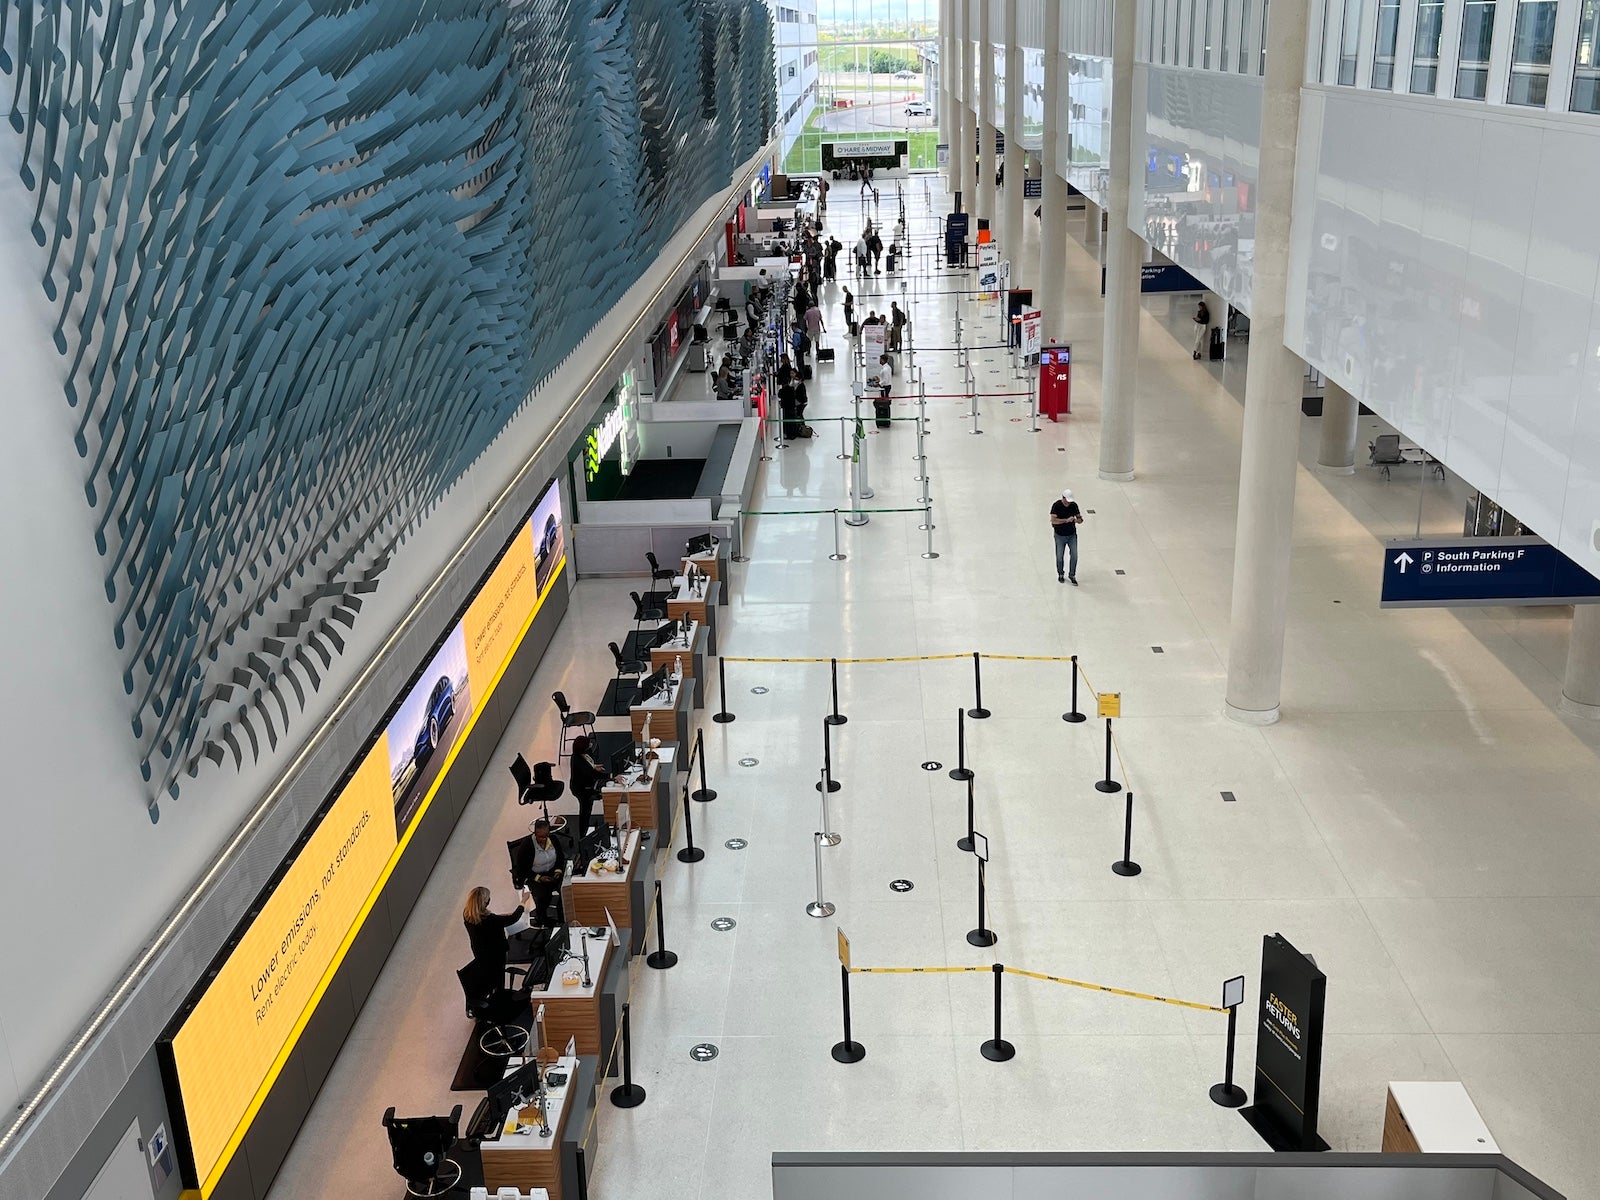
left=1040, top=343, right=1071, bottom=421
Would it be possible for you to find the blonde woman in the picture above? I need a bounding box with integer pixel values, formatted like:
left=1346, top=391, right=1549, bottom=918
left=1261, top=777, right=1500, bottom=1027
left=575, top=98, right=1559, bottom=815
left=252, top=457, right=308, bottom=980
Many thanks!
left=463, top=884, right=530, bottom=973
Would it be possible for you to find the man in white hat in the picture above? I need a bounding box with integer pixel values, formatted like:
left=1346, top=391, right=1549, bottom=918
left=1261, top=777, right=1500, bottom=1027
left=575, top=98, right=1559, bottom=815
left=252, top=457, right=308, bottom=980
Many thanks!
left=1049, top=488, right=1084, bottom=584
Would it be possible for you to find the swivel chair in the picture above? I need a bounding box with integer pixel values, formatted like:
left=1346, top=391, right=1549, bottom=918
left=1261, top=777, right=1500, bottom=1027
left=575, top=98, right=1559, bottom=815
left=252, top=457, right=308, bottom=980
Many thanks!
left=382, top=1105, right=464, bottom=1198
left=645, top=551, right=676, bottom=586
left=551, top=691, right=593, bottom=762
left=610, top=640, right=651, bottom=679
left=510, top=754, right=565, bottom=827
left=457, top=959, right=531, bottom=1058
left=630, top=591, right=667, bottom=639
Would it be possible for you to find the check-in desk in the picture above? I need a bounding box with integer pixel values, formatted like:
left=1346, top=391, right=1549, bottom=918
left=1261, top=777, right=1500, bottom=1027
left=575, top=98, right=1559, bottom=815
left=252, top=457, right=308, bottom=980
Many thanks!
left=681, top=543, right=730, bottom=603
left=600, top=757, right=671, bottom=836
left=649, top=620, right=706, bottom=708
left=478, top=1054, right=593, bottom=1200
left=665, top=577, right=720, bottom=654
left=568, top=829, right=656, bottom=954
left=631, top=675, right=689, bottom=748
left=1382, top=1081, right=1499, bottom=1154
left=528, top=929, right=627, bottom=1064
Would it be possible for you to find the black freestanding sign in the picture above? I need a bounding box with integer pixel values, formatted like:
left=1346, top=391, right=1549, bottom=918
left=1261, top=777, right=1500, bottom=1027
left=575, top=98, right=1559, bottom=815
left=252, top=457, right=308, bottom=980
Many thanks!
left=1241, top=932, right=1329, bottom=1151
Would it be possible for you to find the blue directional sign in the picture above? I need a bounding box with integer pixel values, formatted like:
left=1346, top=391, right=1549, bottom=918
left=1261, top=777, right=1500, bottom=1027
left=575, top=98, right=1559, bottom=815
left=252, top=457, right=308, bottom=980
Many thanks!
left=1381, top=537, right=1600, bottom=608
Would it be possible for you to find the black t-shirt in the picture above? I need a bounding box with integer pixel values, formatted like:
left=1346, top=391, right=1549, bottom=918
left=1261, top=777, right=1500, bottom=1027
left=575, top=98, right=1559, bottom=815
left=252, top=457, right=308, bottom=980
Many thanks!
left=465, top=906, right=524, bottom=967
left=1051, top=499, right=1081, bottom=532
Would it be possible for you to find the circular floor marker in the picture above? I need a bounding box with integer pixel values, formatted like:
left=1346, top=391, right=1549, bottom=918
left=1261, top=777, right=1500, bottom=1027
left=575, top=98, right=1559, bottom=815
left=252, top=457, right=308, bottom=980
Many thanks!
left=738, top=756, right=760, bottom=768
left=889, top=879, right=915, bottom=893
left=690, top=1043, right=719, bottom=1062
left=710, top=917, right=737, bottom=932
left=921, top=760, right=944, bottom=771
left=751, top=686, right=769, bottom=695
left=724, top=838, right=748, bottom=850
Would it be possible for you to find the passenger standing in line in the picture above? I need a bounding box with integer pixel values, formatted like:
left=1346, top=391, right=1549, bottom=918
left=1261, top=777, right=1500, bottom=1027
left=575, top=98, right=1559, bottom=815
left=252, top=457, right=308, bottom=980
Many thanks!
left=804, top=300, right=825, bottom=345
left=842, top=287, right=856, bottom=336
left=867, top=230, right=883, bottom=274
left=1050, top=487, right=1084, bottom=585
left=889, top=301, right=907, bottom=351
left=1192, top=299, right=1211, bottom=360
left=855, top=233, right=870, bottom=277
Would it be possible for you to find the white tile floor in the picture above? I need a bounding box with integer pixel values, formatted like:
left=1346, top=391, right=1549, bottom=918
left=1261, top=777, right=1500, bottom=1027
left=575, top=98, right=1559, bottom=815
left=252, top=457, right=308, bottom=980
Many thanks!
left=266, top=177, right=1600, bottom=1200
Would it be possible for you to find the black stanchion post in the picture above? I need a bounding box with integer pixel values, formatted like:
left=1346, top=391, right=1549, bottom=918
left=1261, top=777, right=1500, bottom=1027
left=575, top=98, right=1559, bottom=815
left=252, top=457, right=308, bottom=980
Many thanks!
left=1210, top=983, right=1249, bottom=1107
left=825, top=657, right=847, bottom=726
left=980, top=963, right=1015, bottom=1061
left=609, top=1003, right=647, bottom=1107
left=677, top=786, right=705, bottom=863
left=967, top=839, right=996, bottom=947
left=691, top=729, right=717, bottom=802
left=713, top=657, right=735, bottom=723
left=646, top=880, right=677, bottom=969
left=1062, top=654, right=1087, bottom=723
left=948, top=708, right=974, bottom=782
left=1095, top=717, right=1122, bottom=793
left=831, top=965, right=867, bottom=1063
left=576, top=1146, right=590, bottom=1200
left=816, top=717, right=842, bottom=792
left=1112, top=791, right=1142, bottom=877
left=956, top=775, right=975, bottom=852
left=967, top=651, right=991, bottom=719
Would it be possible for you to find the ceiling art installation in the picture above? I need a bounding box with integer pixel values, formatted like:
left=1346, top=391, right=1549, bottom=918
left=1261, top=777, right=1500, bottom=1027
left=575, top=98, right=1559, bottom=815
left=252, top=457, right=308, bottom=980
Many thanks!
left=0, top=0, right=775, bottom=812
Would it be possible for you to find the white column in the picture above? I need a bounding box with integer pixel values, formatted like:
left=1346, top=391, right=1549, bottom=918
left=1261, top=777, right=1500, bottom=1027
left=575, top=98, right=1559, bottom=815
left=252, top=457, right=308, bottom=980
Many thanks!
left=1038, top=0, right=1066, bottom=344
left=1002, top=0, right=1025, bottom=272
left=1561, top=605, right=1600, bottom=719
left=1097, top=0, right=1141, bottom=483
left=1224, top=0, right=1315, bottom=725
left=953, top=0, right=972, bottom=205
left=977, top=0, right=997, bottom=230
left=1201, top=290, right=1227, bottom=360
left=939, top=0, right=953, bottom=159
left=1316, top=381, right=1359, bottom=474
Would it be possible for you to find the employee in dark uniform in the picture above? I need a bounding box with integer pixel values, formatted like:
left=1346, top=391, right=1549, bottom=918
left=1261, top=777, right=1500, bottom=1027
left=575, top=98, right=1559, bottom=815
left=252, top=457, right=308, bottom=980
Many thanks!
left=1050, top=487, right=1084, bottom=585
left=568, top=735, right=608, bottom=836
left=462, top=884, right=529, bottom=975
left=516, top=818, right=568, bottom=924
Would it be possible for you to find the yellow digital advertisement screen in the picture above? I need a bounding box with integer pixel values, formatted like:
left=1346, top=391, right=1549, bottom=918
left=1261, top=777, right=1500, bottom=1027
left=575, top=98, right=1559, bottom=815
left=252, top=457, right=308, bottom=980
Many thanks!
left=167, top=741, right=396, bottom=1192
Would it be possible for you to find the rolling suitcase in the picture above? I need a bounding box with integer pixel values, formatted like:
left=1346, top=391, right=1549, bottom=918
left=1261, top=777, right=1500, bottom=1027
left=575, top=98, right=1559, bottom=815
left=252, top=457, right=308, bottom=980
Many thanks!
left=817, top=347, right=836, bottom=363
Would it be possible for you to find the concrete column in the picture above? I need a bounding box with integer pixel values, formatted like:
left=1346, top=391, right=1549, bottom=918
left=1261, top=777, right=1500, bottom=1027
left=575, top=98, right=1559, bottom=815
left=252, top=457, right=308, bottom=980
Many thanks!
left=939, top=0, right=953, bottom=158
left=1316, top=381, right=1359, bottom=474
left=1002, top=0, right=1025, bottom=272
left=1097, top=0, right=1141, bottom=483
left=1561, top=605, right=1600, bottom=719
left=1038, top=0, right=1066, bottom=344
left=1224, top=0, right=1315, bottom=725
left=1202, top=290, right=1227, bottom=360
left=977, top=0, right=997, bottom=230
left=954, top=0, right=973, bottom=206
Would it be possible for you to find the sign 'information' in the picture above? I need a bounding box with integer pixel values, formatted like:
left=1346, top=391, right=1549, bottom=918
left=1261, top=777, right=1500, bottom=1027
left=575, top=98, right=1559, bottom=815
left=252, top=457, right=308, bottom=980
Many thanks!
left=1380, top=536, right=1600, bottom=608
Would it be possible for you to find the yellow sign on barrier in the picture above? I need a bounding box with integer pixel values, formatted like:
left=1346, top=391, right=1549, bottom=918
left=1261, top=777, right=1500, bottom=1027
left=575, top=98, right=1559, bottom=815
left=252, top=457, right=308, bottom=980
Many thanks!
left=837, top=928, right=851, bottom=970
left=1098, top=691, right=1122, bottom=719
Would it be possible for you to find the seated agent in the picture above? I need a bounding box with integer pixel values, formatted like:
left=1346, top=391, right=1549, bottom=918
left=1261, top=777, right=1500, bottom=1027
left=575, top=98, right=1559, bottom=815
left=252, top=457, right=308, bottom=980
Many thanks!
left=515, top=818, right=568, bottom=924
left=463, top=883, right=532, bottom=975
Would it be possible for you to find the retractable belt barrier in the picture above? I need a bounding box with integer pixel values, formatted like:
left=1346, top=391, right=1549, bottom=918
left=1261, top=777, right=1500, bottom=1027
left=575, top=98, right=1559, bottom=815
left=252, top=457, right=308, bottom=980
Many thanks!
left=845, top=963, right=1226, bottom=1014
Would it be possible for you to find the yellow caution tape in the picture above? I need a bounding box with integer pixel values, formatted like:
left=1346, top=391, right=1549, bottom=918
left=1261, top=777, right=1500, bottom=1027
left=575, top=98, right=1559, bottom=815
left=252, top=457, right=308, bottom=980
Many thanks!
left=722, top=653, right=969, bottom=664
left=1003, top=967, right=1225, bottom=1013
left=977, top=654, right=1079, bottom=662
left=850, top=966, right=989, bottom=975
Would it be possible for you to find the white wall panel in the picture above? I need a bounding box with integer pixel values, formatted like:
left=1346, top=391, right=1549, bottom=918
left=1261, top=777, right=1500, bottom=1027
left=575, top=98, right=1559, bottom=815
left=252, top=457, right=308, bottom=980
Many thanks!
left=1288, top=86, right=1600, bottom=575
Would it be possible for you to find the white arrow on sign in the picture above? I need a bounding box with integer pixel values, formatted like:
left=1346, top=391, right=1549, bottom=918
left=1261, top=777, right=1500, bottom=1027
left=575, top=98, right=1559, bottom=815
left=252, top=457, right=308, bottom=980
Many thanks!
left=1393, top=551, right=1415, bottom=573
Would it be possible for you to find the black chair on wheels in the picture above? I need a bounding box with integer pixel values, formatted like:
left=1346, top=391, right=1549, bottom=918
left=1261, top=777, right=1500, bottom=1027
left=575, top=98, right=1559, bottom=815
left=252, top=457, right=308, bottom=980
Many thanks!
left=552, top=691, right=593, bottom=762
left=457, top=959, right=531, bottom=1058
left=610, top=640, right=651, bottom=678
left=631, top=590, right=667, bottom=638
left=645, top=551, right=676, bottom=586
left=510, top=754, right=566, bottom=828
left=382, top=1105, right=464, bottom=1198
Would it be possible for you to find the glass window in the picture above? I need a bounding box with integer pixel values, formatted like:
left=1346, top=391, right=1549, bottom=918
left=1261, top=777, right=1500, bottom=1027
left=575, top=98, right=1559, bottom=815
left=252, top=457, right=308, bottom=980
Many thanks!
left=1576, top=0, right=1600, bottom=112
left=1237, top=0, right=1253, bottom=71
left=1507, top=0, right=1558, bottom=105
left=1372, top=0, right=1401, bottom=87
left=1338, top=0, right=1366, bottom=84
left=1203, top=0, right=1214, bottom=65
left=1189, top=0, right=1201, bottom=65
left=1411, top=0, right=1445, bottom=92
left=1455, top=0, right=1496, bottom=99
left=1220, top=0, right=1234, bottom=68
left=1259, top=0, right=1270, bottom=72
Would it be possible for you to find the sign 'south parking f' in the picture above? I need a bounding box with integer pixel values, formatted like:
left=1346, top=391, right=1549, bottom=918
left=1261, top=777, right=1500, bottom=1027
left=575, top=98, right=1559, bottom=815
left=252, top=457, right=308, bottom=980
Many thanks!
left=1381, top=537, right=1600, bottom=608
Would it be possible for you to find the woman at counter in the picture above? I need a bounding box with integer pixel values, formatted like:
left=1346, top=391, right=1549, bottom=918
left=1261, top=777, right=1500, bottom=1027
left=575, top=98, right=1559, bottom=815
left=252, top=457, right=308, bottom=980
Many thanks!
left=568, top=735, right=609, bottom=836
left=462, top=884, right=530, bottom=975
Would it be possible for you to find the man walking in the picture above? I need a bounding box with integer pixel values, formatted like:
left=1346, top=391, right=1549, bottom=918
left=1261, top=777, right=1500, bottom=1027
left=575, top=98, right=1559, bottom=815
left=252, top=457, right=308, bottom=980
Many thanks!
left=1050, top=488, right=1083, bottom=584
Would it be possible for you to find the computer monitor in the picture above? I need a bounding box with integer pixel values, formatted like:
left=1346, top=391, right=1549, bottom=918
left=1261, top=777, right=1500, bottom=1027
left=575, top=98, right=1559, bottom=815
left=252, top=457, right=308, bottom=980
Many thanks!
left=685, top=533, right=713, bottom=556
left=542, top=924, right=570, bottom=977
left=650, top=618, right=681, bottom=648
left=487, top=1057, right=543, bottom=1109
left=609, top=742, right=639, bottom=777
left=637, top=666, right=670, bottom=701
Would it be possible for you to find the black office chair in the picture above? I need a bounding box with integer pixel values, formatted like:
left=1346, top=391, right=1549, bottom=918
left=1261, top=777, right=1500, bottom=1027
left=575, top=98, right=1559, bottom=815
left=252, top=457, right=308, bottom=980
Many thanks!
left=631, top=590, right=667, bottom=638
left=382, top=1105, right=464, bottom=1198
left=645, top=551, right=676, bottom=585
left=506, top=837, right=569, bottom=923
left=457, top=959, right=531, bottom=1058
left=610, top=640, right=651, bottom=678
left=552, top=691, right=593, bottom=762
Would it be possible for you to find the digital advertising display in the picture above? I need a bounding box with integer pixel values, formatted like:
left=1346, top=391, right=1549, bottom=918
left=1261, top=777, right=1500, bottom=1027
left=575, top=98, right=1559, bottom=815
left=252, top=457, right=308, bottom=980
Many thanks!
left=161, top=479, right=567, bottom=1196
left=161, top=742, right=395, bottom=1194
left=1242, top=932, right=1328, bottom=1152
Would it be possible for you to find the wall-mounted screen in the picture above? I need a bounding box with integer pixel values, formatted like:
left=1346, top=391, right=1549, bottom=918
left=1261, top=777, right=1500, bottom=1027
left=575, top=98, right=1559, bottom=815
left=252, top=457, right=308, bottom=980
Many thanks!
left=160, top=478, right=566, bottom=1196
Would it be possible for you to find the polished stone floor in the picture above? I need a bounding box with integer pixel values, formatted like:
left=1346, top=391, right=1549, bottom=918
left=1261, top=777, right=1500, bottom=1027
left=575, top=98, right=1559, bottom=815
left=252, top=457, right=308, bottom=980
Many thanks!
left=267, top=177, right=1600, bottom=1200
